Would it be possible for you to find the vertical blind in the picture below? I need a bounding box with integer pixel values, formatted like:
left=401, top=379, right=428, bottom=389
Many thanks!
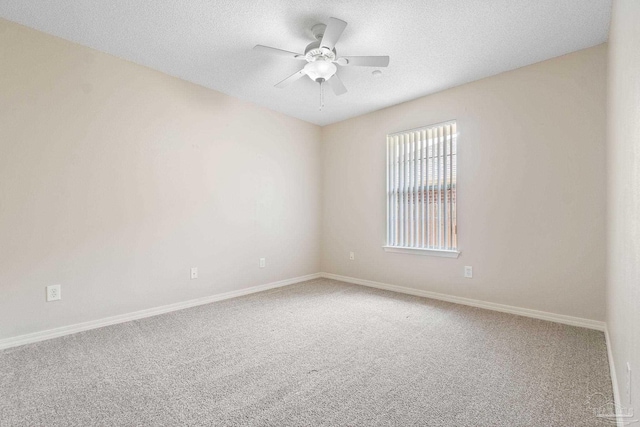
left=386, top=121, right=458, bottom=251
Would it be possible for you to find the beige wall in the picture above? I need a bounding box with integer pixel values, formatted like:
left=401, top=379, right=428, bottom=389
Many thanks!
left=607, top=0, right=640, bottom=414
left=0, top=19, right=322, bottom=339
left=321, top=45, right=607, bottom=321
left=0, top=17, right=610, bottom=343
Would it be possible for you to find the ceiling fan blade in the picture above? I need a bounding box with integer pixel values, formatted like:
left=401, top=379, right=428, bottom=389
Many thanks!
left=275, top=68, right=307, bottom=88
left=320, top=17, right=347, bottom=50
left=328, top=74, right=347, bottom=96
left=253, top=45, right=305, bottom=60
left=336, top=56, right=390, bottom=67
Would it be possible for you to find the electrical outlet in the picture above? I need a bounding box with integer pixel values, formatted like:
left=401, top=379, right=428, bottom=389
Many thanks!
left=46, top=285, right=61, bottom=302
left=259, top=258, right=266, bottom=268
left=464, top=266, right=473, bottom=278
left=627, top=362, right=632, bottom=403
left=349, top=252, right=355, bottom=260
left=190, top=267, right=198, bottom=279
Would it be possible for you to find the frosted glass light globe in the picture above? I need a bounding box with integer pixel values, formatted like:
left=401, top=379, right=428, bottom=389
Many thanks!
left=304, top=60, right=337, bottom=82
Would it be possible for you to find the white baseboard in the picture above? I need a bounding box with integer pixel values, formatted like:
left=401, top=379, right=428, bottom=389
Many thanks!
left=0, top=273, right=321, bottom=350
left=320, top=272, right=606, bottom=331
left=605, top=326, right=623, bottom=427
left=1, top=271, right=606, bottom=350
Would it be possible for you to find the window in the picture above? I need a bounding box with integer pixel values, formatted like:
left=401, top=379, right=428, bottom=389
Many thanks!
left=384, top=121, right=459, bottom=257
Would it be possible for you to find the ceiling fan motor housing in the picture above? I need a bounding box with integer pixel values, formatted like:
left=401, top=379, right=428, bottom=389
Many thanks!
left=304, top=41, right=336, bottom=62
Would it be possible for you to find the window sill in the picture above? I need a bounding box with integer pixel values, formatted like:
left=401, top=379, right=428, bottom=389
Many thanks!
left=382, top=246, right=460, bottom=258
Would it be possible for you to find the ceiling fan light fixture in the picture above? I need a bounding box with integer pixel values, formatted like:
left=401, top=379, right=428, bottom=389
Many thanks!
left=304, top=60, right=337, bottom=82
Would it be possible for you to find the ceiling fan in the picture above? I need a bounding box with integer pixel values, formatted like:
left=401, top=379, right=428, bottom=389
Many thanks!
left=254, top=17, right=389, bottom=109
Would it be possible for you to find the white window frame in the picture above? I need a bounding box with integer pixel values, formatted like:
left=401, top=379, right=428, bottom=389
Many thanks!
left=383, top=120, right=460, bottom=258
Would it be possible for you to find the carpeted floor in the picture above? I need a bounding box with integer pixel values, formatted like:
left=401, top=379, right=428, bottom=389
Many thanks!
left=1, top=278, right=613, bottom=426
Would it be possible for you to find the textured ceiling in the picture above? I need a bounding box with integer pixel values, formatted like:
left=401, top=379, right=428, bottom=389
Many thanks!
left=0, top=1, right=611, bottom=126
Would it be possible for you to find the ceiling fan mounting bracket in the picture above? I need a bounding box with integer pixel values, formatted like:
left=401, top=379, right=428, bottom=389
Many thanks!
left=311, top=23, right=327, bottom=41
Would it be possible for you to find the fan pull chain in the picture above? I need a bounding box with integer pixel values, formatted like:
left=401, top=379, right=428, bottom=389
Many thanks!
left=319, top=80, right=324, bottom=111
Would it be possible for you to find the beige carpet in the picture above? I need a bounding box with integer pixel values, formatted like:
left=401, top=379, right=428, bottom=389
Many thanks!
left=0, top=278, right=613, bottom=426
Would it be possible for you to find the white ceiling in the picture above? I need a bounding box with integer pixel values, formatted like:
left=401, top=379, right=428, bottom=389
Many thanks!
left=0, top=1, right=611, bottom=126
